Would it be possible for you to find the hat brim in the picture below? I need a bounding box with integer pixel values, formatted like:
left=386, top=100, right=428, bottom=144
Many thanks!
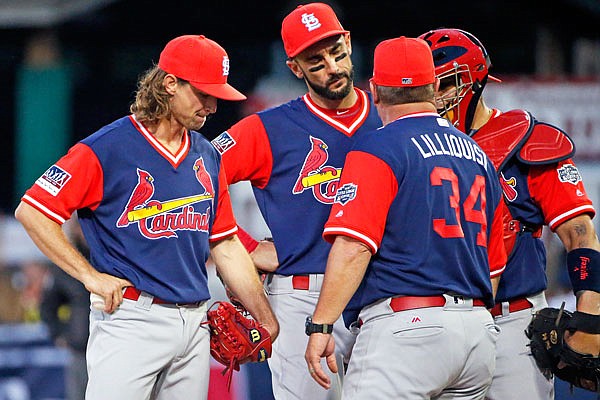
left=190, top=82, right=247, bottom=101
left=288, top=29, right=349, bottom=58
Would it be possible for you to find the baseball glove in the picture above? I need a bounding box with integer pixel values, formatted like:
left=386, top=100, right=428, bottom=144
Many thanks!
left=525, top=305, right=600, bottom=392
left=205, top=301, right=272, bottom=389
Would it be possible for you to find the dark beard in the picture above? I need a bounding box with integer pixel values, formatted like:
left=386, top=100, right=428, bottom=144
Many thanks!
left=305, top=68, right=354, bottom=100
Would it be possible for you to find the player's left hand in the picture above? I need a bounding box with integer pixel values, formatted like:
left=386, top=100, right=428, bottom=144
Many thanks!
left=250, top=239, right=279, bottom=273
left=305, top=333, right=337, bottom=389
left=564, top=330, right=600, bottom=357
left=526, top=307, right=600, bottom=392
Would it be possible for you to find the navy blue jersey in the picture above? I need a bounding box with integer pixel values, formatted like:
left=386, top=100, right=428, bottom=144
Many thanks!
left=474, top=110, right=595, bottom=302
left=23, top=116, right=238, bottom=303
left=324, top=112, right=506, bottom=324
left=496, top=158, right=594, bottom=301
left=214, top=88, right=382, bottom=275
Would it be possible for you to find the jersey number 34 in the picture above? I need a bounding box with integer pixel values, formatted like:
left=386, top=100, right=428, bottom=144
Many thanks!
left=431, top=167, right=487, bottom=247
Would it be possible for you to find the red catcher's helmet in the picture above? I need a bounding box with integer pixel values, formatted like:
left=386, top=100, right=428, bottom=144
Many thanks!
left=418, top=28, right=499, bottom=133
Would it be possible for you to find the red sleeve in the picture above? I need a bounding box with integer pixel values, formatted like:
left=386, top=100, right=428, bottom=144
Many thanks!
left=323, top=151, right=397, bottom=254
left=488, top=199, right=507, bottom=278
left=528, top=159, right=595, bottom=230
left=236, top=225, right=259, bottom=252
left=214, top=114, right=273, bottom=188
left=21, top=143, right=103, bottom=224
left=209, top=163, right=238, bottom=242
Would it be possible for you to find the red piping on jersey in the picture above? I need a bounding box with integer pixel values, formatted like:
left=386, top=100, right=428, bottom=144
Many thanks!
left=548, top=205, right=596, bottom=231
left=22, top=195, right=67, bottom=224
left=129, top=115, right=190, bottom=168
left=303, top=88, right=370, bottom=136
left=323, top=226, right=378, bottom=254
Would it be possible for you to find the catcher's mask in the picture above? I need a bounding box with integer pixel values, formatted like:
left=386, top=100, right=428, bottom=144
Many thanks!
left=418, top=28, right=500, bottom=134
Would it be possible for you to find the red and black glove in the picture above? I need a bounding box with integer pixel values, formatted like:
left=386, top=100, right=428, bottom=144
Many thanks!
left=205, top=301, right=272, bottom=389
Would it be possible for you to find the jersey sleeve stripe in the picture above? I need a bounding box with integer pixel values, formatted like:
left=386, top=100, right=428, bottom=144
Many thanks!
left=490, top=265, right=505, bottom=278
left=22, top=195, right=67, bottom=224
left=209, top=225, right=238, bottom=242
left=323, top=226, right=378, bottom=254
left=548, top=205, right=596, bottom=230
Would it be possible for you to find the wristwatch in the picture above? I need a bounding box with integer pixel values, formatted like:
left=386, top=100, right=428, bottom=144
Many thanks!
left=305, top=316, right=334, bottom=336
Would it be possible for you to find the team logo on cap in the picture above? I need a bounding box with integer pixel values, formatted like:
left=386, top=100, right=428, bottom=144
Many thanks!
left=222, top=56, right=230, bottom=76
left=35, top=165, right=72, bottom=196
left=402, top=78, right=413, bottom=85
left=301, top=13, right=321, bottom=31
left=557, top=164, right=582, bottom=185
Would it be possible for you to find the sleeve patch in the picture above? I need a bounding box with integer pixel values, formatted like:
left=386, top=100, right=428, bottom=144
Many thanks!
left=211, top=131, right=237, bottom=155
left=34, top=165, right=72, bottom=196
left=334, top=183, right=358, bottom=205
left=557, top=164, right=582, bottom=185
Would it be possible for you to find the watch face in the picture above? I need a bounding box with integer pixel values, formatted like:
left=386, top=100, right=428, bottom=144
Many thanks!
left=306, top=316, right=317, bottom=335
left=305, top=317, right=313, bottom=335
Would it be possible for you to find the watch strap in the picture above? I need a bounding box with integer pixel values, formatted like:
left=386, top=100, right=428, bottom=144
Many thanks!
left=305, top=316, right=334, bottom=335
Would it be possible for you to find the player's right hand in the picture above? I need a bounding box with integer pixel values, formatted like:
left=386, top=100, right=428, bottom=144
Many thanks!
left=85, top=272, right=132, bottom=313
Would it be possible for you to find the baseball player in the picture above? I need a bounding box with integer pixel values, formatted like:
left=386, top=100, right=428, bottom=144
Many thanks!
left=419, top=28, right=600, bottom=399
left=305, top=36, right=507, bottom=400
left=210, top=3, right=381, bottom=399
left=14, top=35, right=278, bottom=400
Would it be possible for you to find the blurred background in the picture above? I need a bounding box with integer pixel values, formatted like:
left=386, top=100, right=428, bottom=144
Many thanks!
left=0, top=0, right=599, bottom=399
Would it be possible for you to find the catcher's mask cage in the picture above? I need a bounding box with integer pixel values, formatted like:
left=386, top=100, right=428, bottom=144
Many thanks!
left=419, top=28, right=498, bottom=134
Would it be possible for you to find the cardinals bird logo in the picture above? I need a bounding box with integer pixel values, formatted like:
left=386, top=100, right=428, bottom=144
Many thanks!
left=194, top=157, right=214, bottom=196
left=117, top=168, right=160, bottom=227
left=500, top=172, right=518, bottom=202
left=293, top=136, right=329, bottom=194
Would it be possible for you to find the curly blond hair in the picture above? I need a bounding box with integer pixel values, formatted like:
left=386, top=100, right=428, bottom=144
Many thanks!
left=129, top=66, right=171, bottom=124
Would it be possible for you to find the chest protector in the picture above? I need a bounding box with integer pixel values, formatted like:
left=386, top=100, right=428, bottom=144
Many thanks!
left=472, top=109, right=575, bottom=254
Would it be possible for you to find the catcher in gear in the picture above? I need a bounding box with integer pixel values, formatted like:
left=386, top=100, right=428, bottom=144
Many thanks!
left=419, top=27, right=600, bottom=399
left=205, top=301, right=272, bottom=389
left=526, top=305, right=600, bottom=392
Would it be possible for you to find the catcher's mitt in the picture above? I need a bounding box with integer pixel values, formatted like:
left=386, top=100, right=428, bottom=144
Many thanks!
left=205, top=301, right=272, bottom=389
left=525, top=305, right=600, bottom=392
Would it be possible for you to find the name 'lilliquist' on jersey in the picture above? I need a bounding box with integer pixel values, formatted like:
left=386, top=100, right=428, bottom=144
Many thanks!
left=411, top=131, right=488, bottom=168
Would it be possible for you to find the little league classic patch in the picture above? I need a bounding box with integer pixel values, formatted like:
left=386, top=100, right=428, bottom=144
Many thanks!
left=35, top=165, right=72, bottom=196
left=557, top=164, right=582, bottom=185
left=211, top=132, right=236, bottom=154
left=334, top=183, right=357, bottom=205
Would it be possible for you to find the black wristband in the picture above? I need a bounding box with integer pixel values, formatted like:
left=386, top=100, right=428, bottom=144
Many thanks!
left=566, top=248, right=599, bottom=294
left=305, top=316, right=334, bottom=336
left=570, top=311, right=600, bottom=334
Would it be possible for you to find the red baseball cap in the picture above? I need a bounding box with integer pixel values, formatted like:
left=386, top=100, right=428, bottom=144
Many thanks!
left=158, top=35, right=246, bottom=101
left=281, top=3, right=349, bottom=58
left=372, top=36, right=435, bottom=87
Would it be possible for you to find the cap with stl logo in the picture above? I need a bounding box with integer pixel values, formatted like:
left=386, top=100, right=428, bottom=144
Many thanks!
left=158, top=35, right=246, bottom=101
left=281, top=3, right=349, bottom=58
left=372, top=36, right=435, bottom=87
